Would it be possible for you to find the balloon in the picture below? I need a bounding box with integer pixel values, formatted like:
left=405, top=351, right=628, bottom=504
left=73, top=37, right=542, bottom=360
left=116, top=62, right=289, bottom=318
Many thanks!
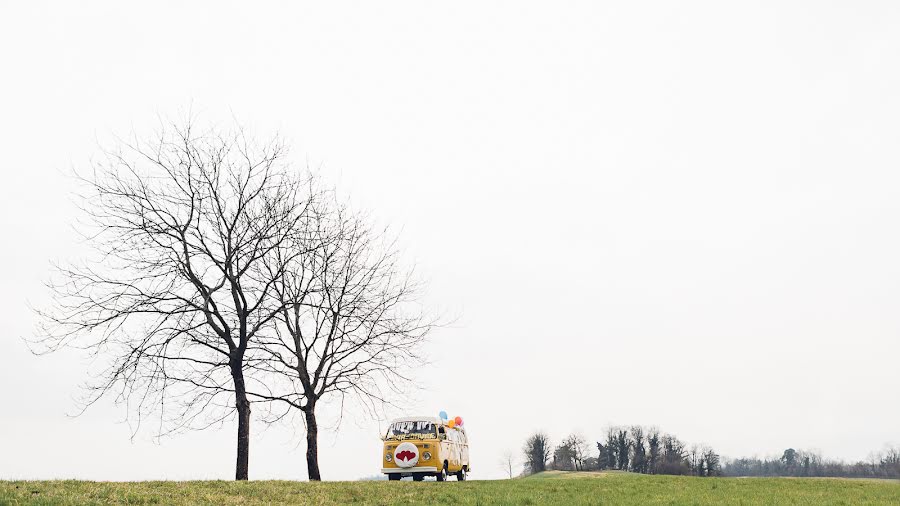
left=439, top=411, right=448, bottom=420
left=447, top=419, right=456, bottom=428
left=455, top=416, right=463, bottom=426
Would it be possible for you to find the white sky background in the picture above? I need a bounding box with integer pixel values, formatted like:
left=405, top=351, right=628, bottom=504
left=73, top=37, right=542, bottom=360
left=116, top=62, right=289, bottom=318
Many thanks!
left=1, top=1, right=899, bottom=481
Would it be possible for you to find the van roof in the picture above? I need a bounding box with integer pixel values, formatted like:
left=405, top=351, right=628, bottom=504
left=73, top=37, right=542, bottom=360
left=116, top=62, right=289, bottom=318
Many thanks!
left=389, top=416, right=442, bottom=425
left=388, top=416, right=466, bottom=430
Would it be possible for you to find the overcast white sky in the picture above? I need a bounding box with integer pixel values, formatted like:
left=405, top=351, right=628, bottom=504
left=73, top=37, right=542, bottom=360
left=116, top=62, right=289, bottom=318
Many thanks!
left=2, top=1, right=900, bottom=481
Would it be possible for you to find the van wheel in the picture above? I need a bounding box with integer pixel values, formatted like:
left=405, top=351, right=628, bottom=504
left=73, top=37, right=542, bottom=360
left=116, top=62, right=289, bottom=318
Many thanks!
left=412, top=474, right=425, bottom=481
left=388, top=474, right=400, bottom=481
left=457, top=467, right=467, bottom=481
left=436, top=463, right=448, bottom=482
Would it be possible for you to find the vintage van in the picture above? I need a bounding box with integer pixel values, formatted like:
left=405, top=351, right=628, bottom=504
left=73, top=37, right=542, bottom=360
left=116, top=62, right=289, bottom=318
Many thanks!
left=381, top=416, right=470, bottom=481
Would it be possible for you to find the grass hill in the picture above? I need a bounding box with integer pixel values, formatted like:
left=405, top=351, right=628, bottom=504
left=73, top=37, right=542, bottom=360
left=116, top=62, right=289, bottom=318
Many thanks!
left=2, top=471, right=899, bottom=505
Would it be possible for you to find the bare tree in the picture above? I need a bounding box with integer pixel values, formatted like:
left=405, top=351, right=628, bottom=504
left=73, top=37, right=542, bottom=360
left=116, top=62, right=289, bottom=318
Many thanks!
left=563, top=433, right=588, bottom=471
left=34, top=120, right=313, bottom=480
left=249, top=197, right=432, bottom=480
left=500, top=450, right=517, bottom=479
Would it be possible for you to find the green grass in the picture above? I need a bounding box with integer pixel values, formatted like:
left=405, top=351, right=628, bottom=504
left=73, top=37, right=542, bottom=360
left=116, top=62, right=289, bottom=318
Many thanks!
left=1, top=472, right=899, bottom=505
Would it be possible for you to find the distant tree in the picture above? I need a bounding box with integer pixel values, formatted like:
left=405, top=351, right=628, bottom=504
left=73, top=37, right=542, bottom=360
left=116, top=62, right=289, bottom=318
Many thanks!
left=880, top=446, right=900, bottom=477
left=781, top=448, right=798, bottom=475
left=689, top=444, right=703, bottom=476
left=500, top=450, right=517, bottom=479
left=647, top=428, right=661, bottom=474
left=523, top=432, right=552, bottom=474
left=616, top=429, right=630, bottom=471
left=660, top=434, right=690, bottom=475
left=596, top=441, right=611, bottom=470
left=604, top=429, right=619, bottom=470
left=630, top=426, right=647, bottom=473
left=563, top=433, right=588, bottom=471
left=552, top=442, right=576, bottom=471
left=703, top=446, right=721, bottom=476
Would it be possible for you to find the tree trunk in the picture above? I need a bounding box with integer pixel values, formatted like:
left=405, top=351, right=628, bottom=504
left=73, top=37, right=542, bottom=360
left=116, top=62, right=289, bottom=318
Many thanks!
left=231, top=357, right=251, bottom=481
left=304, top=405, right=321, bottom=481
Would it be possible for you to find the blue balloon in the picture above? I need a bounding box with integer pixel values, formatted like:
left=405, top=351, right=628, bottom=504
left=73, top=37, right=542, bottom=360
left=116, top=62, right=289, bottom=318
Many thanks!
left=439, top=410, right=448, bottom=420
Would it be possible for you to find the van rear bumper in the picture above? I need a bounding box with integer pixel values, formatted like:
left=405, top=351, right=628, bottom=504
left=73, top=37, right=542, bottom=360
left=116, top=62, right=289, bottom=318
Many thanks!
left=382, top=466, right=438, bottom=474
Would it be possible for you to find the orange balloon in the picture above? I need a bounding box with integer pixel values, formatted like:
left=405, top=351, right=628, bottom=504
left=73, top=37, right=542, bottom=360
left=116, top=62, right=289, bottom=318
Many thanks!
left=454, top=416, right=463, bottom=426
left=447, top=419, right=456, bottom=428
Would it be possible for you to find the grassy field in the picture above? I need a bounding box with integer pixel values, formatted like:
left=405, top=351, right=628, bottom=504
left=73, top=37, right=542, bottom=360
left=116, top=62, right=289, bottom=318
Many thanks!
left=1, top=471, right=899, bottom=505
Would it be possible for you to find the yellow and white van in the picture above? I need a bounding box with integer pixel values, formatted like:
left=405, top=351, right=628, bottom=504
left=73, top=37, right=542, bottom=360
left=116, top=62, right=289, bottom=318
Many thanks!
left=381, top=417, right=470, bottom=481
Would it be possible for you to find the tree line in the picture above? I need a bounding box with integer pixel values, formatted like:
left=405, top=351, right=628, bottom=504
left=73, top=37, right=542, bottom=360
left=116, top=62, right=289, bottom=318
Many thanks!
left=523, top=427, right=900, bottom=479
left=523, top=425, right=721, bottom=477
left=723, top=446, right=900, bottom=479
